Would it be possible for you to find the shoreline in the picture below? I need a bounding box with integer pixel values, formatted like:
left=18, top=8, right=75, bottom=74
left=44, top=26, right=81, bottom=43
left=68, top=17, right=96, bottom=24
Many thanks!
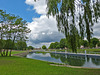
left=50, top=64, right=100, bottom=69
left=13, top=51, right=100, bottom=69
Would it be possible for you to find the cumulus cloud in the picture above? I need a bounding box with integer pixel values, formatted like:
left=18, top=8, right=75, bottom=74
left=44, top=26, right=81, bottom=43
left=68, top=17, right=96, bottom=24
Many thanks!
left=25, top=0, right=47, bottom=14
left=27, top=41, right=51, bottom=48
left=25, top=0, right=100, bottom=48
left=27, top=15, right=64, bottom=47
left=25, top=0, right=64, bottom=48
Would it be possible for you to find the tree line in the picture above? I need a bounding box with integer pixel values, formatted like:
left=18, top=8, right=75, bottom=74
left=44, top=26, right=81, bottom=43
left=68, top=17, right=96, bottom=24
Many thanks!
left=49, top=37, right=100, bottom=49
left=0, top=10, right=31, bottom=56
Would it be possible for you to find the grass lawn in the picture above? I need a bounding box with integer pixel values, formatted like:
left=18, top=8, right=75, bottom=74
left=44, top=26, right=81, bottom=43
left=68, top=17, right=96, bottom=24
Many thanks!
left=77, top=49, right=100, bottom=52
left=11, top=50, right=27, bottom=54
left=0, top=50, right=100, bottom=75
left=49, top=49, right=100, bottom=53
left=0, top=50, right=27, bottom=57
left=0, top=57, right=100, bottom=75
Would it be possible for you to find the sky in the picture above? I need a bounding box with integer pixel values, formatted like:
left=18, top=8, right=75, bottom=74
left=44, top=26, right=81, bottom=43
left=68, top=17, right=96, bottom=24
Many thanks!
left=0, top=0, right=65, bottom=48
left=0, top=0, right=100, bottom=48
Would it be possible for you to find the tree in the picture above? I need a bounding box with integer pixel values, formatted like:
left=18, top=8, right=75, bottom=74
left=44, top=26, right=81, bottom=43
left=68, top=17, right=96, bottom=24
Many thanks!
left=42, top=45, right=47, bottom=49
left=49, top=43, right=55, bottom=49
left=0, top=9, right=31, bottom=56
left=16, top=41, right=27, bottom=50
left=81, top=40, right=89, bottom=47
left=56, top=44, right=60, bottom=49
left=90, top=38, right=99, bottom=47
left=60, top=38, right=68, bottom=49
left=54, top=42, right=60, bottom=49
left=49, top=42, right=60, bottom=49
left=27, top=46, right=34, bottom=50
left=45, top=0, right=100, bottom=52
left=4, top=39, right=13, bottom=56
left=98, top=42, right=100, bottom=47
left=0, top=40, right=3, bottom=56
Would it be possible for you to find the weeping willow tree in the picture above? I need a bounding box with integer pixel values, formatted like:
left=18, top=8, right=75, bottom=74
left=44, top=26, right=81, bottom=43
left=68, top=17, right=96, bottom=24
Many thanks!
left=35, top=0, right=100, bottom=52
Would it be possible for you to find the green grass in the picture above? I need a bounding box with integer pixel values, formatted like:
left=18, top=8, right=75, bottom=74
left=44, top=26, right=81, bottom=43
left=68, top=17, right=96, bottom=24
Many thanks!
left=77, top=49, right=100, bottom=52
left=49, top=49, right=100, bottom=54
left=0, top=50, right=100, bottom=75
left=11, top=51, right=27, bottom=54
left=0, top=50, right=27, bottom=56
left=0, top=56, right=100, bottom=75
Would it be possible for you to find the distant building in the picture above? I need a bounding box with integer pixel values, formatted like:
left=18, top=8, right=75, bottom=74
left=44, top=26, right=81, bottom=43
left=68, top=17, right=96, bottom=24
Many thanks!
left=64, top=47, right=68, bottom=49
left=96, top=44, right=98, bottom=48
left=99, top=38, right=100, bottom=41
left=80, top=45, right=84, bottom=49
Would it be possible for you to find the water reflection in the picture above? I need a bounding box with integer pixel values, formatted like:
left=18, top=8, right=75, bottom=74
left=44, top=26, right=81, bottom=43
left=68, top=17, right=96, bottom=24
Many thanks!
left=27, top=53, right=62, bottom=63
left=50, top=53, right=85, bottom=66
left=26, top=53, right=100, bottom=68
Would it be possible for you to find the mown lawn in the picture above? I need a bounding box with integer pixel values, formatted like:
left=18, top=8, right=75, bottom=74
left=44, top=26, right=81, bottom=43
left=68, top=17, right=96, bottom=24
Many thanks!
left=0, top=56, right=100, bottom=75
left=49, top=49, right=100, bottom=53
left=0, top=50, right=27, bottom=57
left=11, top=50, right=27, bottom=54
left=77, top=49, right=100, bottom=52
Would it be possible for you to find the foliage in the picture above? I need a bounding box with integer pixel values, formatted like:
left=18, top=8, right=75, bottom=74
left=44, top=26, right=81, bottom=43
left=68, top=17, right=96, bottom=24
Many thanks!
left=46, top=0, right=100, bottom=52
left=90, top=38, right=99, bottom=47
left=4, top=39, right=14, bottom=49
left=27, top=46, right=34, bottom=50
left=60, top=38, right=68, bottom=49
left=42, top=45, right=47, bottom=49
left=54, top=42, right=60, bottom=49
left=81, top=40, right=89, bottom=47
left=49, top=42, right=60, bottom=49
left=15, top=41, right=27, bottom=50
left=49, top=43, right=55, bottom=49
left=49, top=37, right=100, bottom=50
left=56, top=44, right=60, bottom=49
left=0, top=9, right=31, bottom=56
left=0, top=40, right=3, bottom=49
left=98, top=42, right=100, bottom=47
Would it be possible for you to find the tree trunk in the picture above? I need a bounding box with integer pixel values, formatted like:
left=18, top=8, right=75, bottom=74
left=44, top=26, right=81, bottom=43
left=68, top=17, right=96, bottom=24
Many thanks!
left=6, top=50, right=8, bottom=56
left=0, top=49, right=1, bottom=56
left=9, top=50, right=12, bottom=56
left=0, top=49, right=3, bottom=56
left=3, top=50, right=5, bottom=56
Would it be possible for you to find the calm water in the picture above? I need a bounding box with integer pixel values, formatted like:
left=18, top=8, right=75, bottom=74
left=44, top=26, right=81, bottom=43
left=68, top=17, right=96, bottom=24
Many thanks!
left=26, top=53, right=100, bottom=68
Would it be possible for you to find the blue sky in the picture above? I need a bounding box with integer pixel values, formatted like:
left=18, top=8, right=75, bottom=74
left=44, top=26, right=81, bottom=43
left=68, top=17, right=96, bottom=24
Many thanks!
left=0, top=0, right=40, bottom=22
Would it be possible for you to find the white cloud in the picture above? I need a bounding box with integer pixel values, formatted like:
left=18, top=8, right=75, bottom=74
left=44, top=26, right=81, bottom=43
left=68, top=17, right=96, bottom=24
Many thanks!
left=42, top=32, right=45, bottom=35
left=28, top=15, right=59, bottom=40
left=25, top=0, right=100, bottom=48
left=25, top=0, right=64, bottom=48
left=27, top=41, right=52, bottom=48
left=25, top=0, right=47, bottom=14
left=27, top=15, right=64, bottom=47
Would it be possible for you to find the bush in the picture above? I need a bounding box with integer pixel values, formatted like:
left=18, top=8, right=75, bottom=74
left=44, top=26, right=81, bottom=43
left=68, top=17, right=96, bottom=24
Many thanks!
left=42, top=45, right=47, bottom=49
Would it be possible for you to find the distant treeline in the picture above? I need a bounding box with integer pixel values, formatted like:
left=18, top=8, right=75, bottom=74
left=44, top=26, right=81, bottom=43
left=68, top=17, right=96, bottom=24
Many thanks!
left=49, top=38, right=100, bottom=49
